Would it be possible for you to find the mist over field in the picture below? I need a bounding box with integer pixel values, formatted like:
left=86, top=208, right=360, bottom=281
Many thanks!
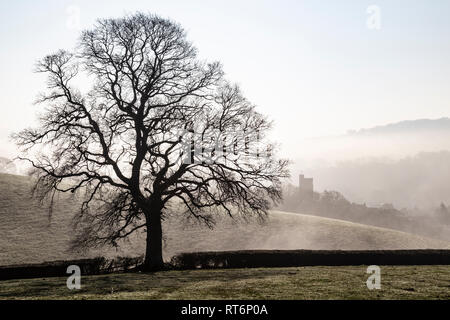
left=6, top=118, right=450, bottom=210
left=291, top=118, right=450, bottom=209
left=306, top=151, right=450, bottom=209
left=3, top=118, right=450, bottom=259
left=1, top=172, right=449, bottom=268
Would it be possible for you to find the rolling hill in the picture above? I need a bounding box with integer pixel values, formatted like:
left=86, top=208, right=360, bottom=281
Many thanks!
left=0, top=173, right=449, bottom=267
left=348, top=117, right=450, bottom=135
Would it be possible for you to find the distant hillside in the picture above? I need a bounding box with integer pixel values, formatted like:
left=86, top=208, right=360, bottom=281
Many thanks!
left=278, top=186, right=450, bottom=242
left=293, top=118, right=450, bottom=175
left=348, top=118, right=450, bottom=135
left=0, top=173, right=448, bottom=267
left=293, top=118, right=450, bottom=208
left=307, top=151, right=450, bottom=209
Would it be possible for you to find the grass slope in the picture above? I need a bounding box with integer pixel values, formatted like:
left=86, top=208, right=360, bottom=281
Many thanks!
left=0, top=266, right=449, bottom=300
left=1, top=173, right=449, bottom=267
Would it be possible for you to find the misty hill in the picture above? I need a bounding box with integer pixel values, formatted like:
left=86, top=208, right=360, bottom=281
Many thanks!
left=0, top=173, right=449, bottom=267
left=294, top=117, right=450, bottom=169
left=294, top=118, right=450, bottom=209
left=308, top=151, right=450, bottom=209
left=165, top=211, right=450, bottom=258
left=348, top=117, right=450, bottom=135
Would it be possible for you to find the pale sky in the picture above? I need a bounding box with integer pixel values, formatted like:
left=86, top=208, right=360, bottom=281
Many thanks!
left=1, top=0, right=450, bottom=160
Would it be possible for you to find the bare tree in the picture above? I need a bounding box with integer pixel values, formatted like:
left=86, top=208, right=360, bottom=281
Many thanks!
left=14, top=13, right=289, bottom=271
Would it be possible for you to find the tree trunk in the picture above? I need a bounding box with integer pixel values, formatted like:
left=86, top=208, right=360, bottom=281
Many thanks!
left=142, top=209, right=164, bottom=271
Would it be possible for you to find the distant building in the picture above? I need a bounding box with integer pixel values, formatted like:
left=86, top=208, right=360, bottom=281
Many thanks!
left=299, top=174, right=314, bottom=196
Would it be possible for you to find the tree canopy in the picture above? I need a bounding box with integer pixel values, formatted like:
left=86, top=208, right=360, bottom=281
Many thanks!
left=14, top=13, right=289, bottom=270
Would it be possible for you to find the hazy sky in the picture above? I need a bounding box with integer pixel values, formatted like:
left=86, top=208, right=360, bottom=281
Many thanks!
left=1, top=0, right=450, bottom=159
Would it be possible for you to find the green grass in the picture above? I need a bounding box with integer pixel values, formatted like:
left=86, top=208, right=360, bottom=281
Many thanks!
left=0, top=266, right=449, bottom=300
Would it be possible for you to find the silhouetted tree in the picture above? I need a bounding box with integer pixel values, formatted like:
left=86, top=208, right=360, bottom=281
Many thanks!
left=14, top=13, right=289, bottom=270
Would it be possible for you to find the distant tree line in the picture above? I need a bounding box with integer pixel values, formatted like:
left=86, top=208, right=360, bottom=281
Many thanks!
left=278, top=184, right=450, bottom=242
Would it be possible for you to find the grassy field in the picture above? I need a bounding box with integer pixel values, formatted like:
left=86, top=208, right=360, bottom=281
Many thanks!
left=1, top=173, right=449, bottom=300
left=0, top=265, right=448, bottom=300
left=1, top=173, right=449, bottom=267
